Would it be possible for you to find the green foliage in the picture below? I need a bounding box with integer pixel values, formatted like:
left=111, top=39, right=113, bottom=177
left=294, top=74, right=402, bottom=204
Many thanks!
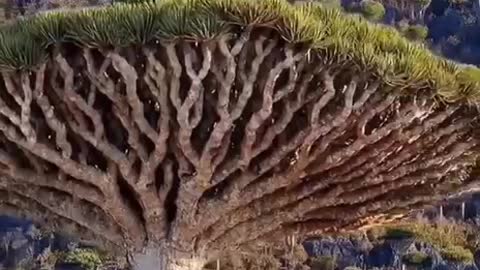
left=441, top=245, right=474, bottom=263
left=402, top=252, right=432, bottom=267
left=0, top=0, right=476, bottom=103
left=384, top=228, right=415, bottom=239
left=376, top=223, right=474, bottom=263
left=402, top=25, right=428, bottom=41
left=63, top=248, right=103, bottom=270
left=460, top=67, right=480, bottom=81
left=466, top=230, right=480, bottom=251
left=359, top=0, right=385, bottom=22
left=310, top=256, right=336, bottom=270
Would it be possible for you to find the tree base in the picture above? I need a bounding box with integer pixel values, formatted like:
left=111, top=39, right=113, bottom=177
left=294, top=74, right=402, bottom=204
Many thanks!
left=130, top=247, right=206, bottom=270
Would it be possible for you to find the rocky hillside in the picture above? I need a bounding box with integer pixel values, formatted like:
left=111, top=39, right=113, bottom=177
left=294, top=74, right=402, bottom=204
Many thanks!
left=304, top=226, right=477, bottom=270
left=296, top=0, right=480, bottom=67
left=302, top=194, right=480, bottom=270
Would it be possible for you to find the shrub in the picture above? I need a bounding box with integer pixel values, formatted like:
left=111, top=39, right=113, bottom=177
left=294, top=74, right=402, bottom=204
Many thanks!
left=441, top=245, right=474, bottom=263
left=384, top=228, right=415, bottom=239
left=359, top=0, right=385, bottom=21
left=403, top=252, right=433, bottom=267
left=402, top=25, right=429, bottom=41
left=63, top=248, right=103, bottom=270
left=466, top=230, right=480, bottom=251
left=383, top=223, right=467, bottom=247
left=374, top=223, right=474, bottom=264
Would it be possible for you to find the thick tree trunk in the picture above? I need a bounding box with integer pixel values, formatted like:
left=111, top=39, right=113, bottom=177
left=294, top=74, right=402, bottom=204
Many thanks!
left=130, top=247, right=206, bottom=270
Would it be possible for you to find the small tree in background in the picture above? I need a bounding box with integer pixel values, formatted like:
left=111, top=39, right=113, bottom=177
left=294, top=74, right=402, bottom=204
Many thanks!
left=402, top=25, right=429, bottom=41
left=378, top=0, right=431, bottom=23
left=360, top=0, right=385, bottom=21
left=0, top=0, right=479, bottom=269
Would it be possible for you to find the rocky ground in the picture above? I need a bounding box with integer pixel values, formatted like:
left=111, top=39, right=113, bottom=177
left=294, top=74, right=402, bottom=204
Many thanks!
left=3, top=218, right=480, bottom=270
left=304, top=235, right=479, bottom=270
left=301, top=193, right=480, bottom=270
left=0, top=216, right=125, bottom=270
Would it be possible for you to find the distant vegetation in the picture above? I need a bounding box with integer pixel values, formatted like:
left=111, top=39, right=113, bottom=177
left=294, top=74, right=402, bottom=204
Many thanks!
left=63, top=248, right=104, bottom=270
left=402, top=251, right=433, bottom=267
left=293, top=0, right=480, bottom=66
left=368, top=222, right=475, bottom=263
left=356, top=0, right=387, bottom=21
left=2, top=0, right=480, bottom=66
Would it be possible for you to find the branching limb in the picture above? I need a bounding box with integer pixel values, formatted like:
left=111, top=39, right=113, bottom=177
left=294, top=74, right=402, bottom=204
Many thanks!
left=48, top=66, right=90, bottom=164
left=2, top=185, right=123, bottom=244
left=0, top=116, right=107, bottom=189
left=0, top=187, right=123, bottom=247
left=205, top=36, right=279, bottom=186
left=83, top=48, right=148, bottom=162
left=307, top=100, right=424, bottom=176
left=183, top=43, right=210, bottom=164
left=261, top=188, right=442, bottom=242
left=310, top=108, right=462, bottom=189
left=2, top=71, right=24, bottom=106
left=0, top=77, right=33, bottom=141
left=0, top=163, right=104, bottom=205
left=210, top=153, right=472, bottom=249
left=140, top=47, right=171, bottom=187
left=109, top=51, right=168, bottom=242
left=19, top=71, right=37, bottom=143
left=197, top=36, right=244, bottom=182
left=55, top=54, right=105, bottom=142
left=239, top=47, right=305, bottom=169
left=195, top=100, right=463, bottom=248
left=110, top=51, right=159, bottom=144
left=33, top=63, right=72, bottom=158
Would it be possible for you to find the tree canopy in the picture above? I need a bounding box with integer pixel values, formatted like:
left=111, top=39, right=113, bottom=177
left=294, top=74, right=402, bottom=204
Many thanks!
left=0, top=0, right=478, bottom=102
left=359, top=0, right=386, bottom=22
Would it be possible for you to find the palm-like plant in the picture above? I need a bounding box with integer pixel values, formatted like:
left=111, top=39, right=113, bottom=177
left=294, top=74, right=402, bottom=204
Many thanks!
left=0, top=0, right=478, bottom=269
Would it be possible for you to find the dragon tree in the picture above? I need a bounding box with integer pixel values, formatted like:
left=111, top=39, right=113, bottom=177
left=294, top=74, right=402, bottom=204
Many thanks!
left=0, top=0, right=480, bottom=269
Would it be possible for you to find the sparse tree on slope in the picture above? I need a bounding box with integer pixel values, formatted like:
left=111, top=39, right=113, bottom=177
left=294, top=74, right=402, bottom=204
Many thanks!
left=380, top=0, right=431, bottom=22
left=0, top=0, right=479, bottom=269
